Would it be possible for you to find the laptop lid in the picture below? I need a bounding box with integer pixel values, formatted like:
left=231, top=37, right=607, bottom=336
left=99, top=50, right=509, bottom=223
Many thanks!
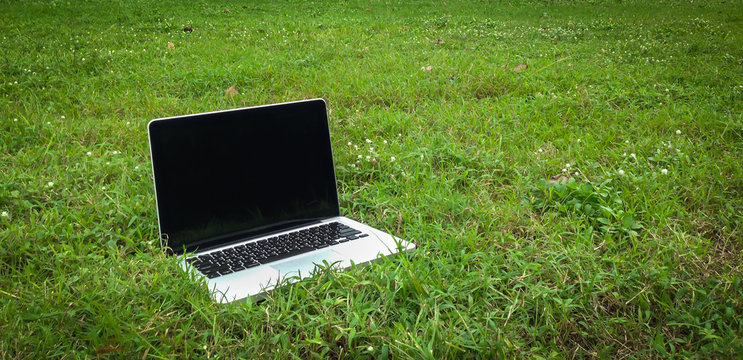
left=148, top=99, right=340, bottom=255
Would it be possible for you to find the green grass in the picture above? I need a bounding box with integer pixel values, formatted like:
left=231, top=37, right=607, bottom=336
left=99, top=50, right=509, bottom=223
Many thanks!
left=2, top=0, right=743, bottom=357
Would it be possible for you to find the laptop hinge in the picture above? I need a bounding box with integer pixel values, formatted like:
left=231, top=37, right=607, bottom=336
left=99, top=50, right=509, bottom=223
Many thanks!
left=176, top=219, right=325, bottom=256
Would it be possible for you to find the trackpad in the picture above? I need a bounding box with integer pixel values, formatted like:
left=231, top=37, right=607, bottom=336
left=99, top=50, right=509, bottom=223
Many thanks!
left=270, top=249, right=344, bottom=278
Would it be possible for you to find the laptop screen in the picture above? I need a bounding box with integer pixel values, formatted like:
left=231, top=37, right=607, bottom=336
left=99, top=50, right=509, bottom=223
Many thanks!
left=148, top=99, right=340, bottom=254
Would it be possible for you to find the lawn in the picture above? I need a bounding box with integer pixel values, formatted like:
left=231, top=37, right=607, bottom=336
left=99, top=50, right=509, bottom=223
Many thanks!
left=2, top=0, right=742, bottom=358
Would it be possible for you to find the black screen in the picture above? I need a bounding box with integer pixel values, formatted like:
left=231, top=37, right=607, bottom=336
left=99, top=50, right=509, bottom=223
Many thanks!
left=148, top=99, right=340, bottom=254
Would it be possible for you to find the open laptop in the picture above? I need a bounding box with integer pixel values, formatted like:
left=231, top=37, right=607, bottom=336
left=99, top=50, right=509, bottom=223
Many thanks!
left=148, top=98, right=414, bottom=303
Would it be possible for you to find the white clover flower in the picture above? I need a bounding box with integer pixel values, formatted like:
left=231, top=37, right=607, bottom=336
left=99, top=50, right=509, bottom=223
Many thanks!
left=625, top=140, right=629, bottom=144
left=13, top=118, right=18, bottom=122
left=126, top=121, right=131, bottom=125
left=367, top=346, right=374, bottom=352
left=101, top=186, right=106, bottom=190
left=86, top=151, right=92, bottom=156
left=420, top=154, right=424, bottom=160
left=661, top=168, right=668, bottom=175
left=574, top=171, right=580, bottom=176
left=623, top=152, right=627, bottom=156
left=60, top=115, right=65, bottom=119
left=538, top=148, right=543, bottom=153
left=618, top=169, right=625, bottom=176
left=383, top=140, right=388, bottom=144
left=1, top=211, right=8, bottom=218
left=135, top=166, right=140, bottom=170
left=106, top=162, right=110, bottom=165
left=676, top=129, right=681, bottom=135
left=46, top=121, right=51, bottom=125
left=370, top=147, right=374, bottom=152
left=398, top=133, right=402, bottom=137
left=565, top=163, right=571, bottom=168
left=562, top=168, right=567, bottom=172
left=354, top=145, right=359, bottom=150
left=366, top=139, right=372, bottom=143
left=357, top=155, right=362, bottom=159
left=47, top=181, right=54, bottom=187
left=630, top=153, right=636, bottom=158
left=390, top=156, right=396, bottom=161
left=577, top=138, right=581, bottom=143
left=347, top=141, right=352, bottom=146
left=365, top=155, right=371, bottom=160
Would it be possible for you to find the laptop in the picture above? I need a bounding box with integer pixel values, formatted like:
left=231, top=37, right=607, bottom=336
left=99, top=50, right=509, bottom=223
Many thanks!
left=148, top=98, right=415, bottom=303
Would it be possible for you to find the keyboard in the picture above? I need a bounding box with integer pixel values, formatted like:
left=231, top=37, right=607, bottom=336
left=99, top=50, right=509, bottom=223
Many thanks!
left=187, top=222, right=368, bottom=279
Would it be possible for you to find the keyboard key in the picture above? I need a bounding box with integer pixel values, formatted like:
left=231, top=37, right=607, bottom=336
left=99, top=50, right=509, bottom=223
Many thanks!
left=259, top=246, right=315, bottom=264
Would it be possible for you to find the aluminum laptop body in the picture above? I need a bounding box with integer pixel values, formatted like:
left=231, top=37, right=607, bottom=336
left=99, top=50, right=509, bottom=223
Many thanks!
left=148, top=99, right=414, bottom=303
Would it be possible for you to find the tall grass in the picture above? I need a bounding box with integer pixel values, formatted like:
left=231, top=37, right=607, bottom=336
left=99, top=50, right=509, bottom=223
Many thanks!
left=2, top=0, right=742, bottom=357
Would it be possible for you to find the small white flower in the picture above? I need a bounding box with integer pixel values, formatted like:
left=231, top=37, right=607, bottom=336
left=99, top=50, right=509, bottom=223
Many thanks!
left=630, top=153, right=636, bottom=158
left=101, top=186, right=106, bottom=190
left=625, top=140, right=629, bottom=144
left=81, top=58, right=85, bottom=61
left=357, top=155, right=362, bottom=159
left=661, top=168, right=668, bottom=175
left=106, top=162, right=110, bottom=165
left=574, top=171, right=580, bottom=176
left=577, top=139, right=581, bottom=143
left=383, top=140, right=388, bottom=144
left=135, top=166, right=140, bottom=170
left=367, top=346, right=374, bottom=352
left=126, top=121, right=131, bottom=125
left=365, top=155, right=371, bottom=161
left=60, top=115, right=65, bottom=119
left=112, top=150, right=119, bottom=155
left=398, top=133, right=402, bottom=137
left=370, top=147, right=374, bottom=152
left=1, top=211, right=8, bottom=218
left=562, top=168, right=567, bottom=172
left=347, top=141, right=352, bottom=146
left=538, top=148, right=543, bottom=153
left=86, top=151, right=92, bottom=156
left=47, top=181, right=54, bottom=187
left=366, top=139, right=372, bottom=143
left=420, top=154, right=424, bottom=160
left=390, top=156, right=396, bottom=161
left=623, top=152, right=627, bottom=156
left=565, top=163, right=571, bottom=168
left=618, top=169, right=625, bottom=176
left=46, top=121, right=51, bottom=125
left=354, top=145, right=359, bottom=150
left=13, top=118, right=18, bottom=122
left=676, top=129, right=681, bottom=135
